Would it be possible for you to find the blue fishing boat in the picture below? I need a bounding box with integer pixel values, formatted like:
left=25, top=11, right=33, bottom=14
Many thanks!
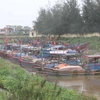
left=83, top=55, right=100, bottom=74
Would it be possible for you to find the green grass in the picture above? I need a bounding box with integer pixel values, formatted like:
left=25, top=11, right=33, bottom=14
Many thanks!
left=0, top=58, right=97, bottom=100
left=57, top=36, right=100, bottom=54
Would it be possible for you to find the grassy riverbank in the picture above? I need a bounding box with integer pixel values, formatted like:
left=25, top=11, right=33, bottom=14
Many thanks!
left=59, top=36, right=100, bottom=50
left=0, top=58, right=96, bottom=100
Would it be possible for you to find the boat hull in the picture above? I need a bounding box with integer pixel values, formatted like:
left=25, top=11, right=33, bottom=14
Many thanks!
left=42, top=68, right=85, bottom=76
left=9, top=56, right=20, bottom=64
left=41, top=67, right=100, bottom=76
left=19, top=60, right=42, bottom=72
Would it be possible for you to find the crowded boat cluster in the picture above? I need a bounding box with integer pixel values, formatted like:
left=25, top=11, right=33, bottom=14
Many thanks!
left=0, top=38, right=100, bottom=76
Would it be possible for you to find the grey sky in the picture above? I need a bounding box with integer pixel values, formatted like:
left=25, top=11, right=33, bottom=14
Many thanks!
left=0, top=0, right=81, bottom=28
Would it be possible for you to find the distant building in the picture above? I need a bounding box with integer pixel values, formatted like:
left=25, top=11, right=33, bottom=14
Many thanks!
left=0, top=25, right=32, bottom=35
left=0, top=31, right=6, bottom=35
left=3, top=27, right=14, bottom=34
left=29, top=29, right=37, bottom=37
left=0, top=26, right=14, bottom=35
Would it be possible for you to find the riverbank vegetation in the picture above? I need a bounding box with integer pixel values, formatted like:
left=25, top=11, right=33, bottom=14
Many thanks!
left=58, top=36, right=100, bottom=53
left=0, top=58, right=96, bottom=100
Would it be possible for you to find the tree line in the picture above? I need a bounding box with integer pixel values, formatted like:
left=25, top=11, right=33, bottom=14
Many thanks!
left=33, top=0, right=100, bottom=36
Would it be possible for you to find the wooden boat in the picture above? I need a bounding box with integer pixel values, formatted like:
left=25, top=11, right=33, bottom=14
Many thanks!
left=64, top=53, right=82, bottom=65
left=0, top=50, right=12, bottom=59
left=0, top=45, right=6, bottom=57
left=0, top=44, right=19, bottom=58
left=82, top=55, right=100, bottom=75
left=50, top=55, right=100, bottom=76
left=10, top=55, right=20, bottom=64
left=66, top=43, right=89, bottom=52
left=3, top=51, right=25, bottom=64
left=19, top=56, right=42, bottom=72
left=0, top=49, right=21, bottom=65
left=42, top=45, right=80, bottom=59
left=42, top=63, right=86, bottom=76
left=0, top=51, right=5, bottom=58
left=36, top=50, right=50, bottom=58
left=41, top=45, right=67, bottom=56
left=41, top=54, right=100, bottom=76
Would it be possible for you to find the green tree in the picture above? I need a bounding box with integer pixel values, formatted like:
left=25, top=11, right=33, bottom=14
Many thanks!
left=34, top=8, right=47, bottom=34
left=51, top=3, right=63, bottom=37
left=82, top=0, right=100, bottom=33
left=62, top=0, right=83, bottom=34
left=34, top=0, right=83, bottom=36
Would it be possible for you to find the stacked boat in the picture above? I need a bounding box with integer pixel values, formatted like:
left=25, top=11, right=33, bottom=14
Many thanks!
left=0, top=42, right=100, bottom=76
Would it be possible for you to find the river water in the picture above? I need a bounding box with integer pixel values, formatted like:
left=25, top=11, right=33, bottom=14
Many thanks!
left=24, top=66, right=100, bottom=99
left=41, top=74, right=100, bottom=100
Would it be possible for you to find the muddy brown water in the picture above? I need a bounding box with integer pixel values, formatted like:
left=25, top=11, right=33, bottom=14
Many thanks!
left=11, top=62, right=100, bottom=100
left=39, top=74, right=100, bottom=100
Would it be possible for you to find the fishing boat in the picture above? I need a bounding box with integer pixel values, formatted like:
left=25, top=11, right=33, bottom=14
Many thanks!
left=82, top=55, right=100, bottom=75
left=41, top=54, right=100, bottom=76
left=0, top=45, right=6, bottom=57
left=19, top=56, right=43, bottom=72
left=41, top=45, right=79, bottom=59
left=0, top=44, right=19, bottom=58
left=64, top=53, right=82, bottom=65
left=66, top=43, right=89, bottom=52
left=43, top=63, right=85, bottom=76
left=5, top=51, right=25, bottom=64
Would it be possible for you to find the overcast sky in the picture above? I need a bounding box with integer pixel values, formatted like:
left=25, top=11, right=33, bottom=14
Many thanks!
left=0, top=0, right=81, bottom=28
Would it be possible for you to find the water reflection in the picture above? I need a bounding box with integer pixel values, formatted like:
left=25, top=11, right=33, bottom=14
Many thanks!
left=42, top=75, right=100, bottom=99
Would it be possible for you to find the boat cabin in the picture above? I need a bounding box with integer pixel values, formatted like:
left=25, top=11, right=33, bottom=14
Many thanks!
left=86, top=55, right=100, bottom=64
left=83, top=55, right=100, bottom=73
